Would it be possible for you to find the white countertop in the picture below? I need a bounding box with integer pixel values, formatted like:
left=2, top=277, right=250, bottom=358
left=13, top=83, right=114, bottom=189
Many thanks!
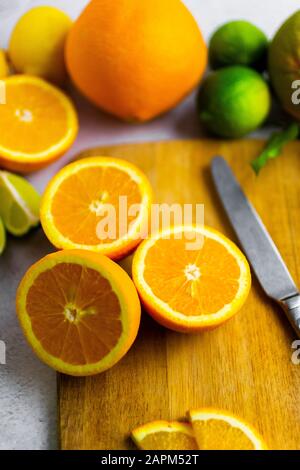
left=0, top=0, right=298, bottom=450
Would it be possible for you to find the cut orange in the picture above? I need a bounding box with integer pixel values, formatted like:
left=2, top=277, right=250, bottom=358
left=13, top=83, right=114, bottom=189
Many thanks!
left=132, top=225, right=251, bottom=332
left=40, top=157, right=153, bottom=260
left=0, top=75, right=78, bottom=173
left=189, top=409, right=268, bottom=450
left=132, top=421, right=198, bottom=450
left=16, top=249, right=141, bottom=376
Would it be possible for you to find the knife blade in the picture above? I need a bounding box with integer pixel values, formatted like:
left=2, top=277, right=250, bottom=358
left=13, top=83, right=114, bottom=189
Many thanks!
left=211, top=156, right=300, bottom=337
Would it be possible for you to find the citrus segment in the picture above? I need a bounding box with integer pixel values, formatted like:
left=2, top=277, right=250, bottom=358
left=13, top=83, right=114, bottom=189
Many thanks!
left=189, top=409, right=268, bottom=450
left=0, top=75, right=78, bottom=173
left=132, top=225, right=251, bottom=332
left=40, top=157, right=153, bottom=260
left=0, top=170, right=40, bottom=236
left=132, top=421, right=197, bottom=450
left=16, top=250, right=141, bottom=376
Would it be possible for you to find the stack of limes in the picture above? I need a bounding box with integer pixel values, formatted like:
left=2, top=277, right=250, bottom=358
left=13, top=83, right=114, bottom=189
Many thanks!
left=197, top=20, right=271, bottom=138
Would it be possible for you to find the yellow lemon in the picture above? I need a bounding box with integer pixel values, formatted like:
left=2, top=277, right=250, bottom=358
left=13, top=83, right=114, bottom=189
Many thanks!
left=9, top=6, right=72, bottom=85
left=0, top=49, right=9, bottom=78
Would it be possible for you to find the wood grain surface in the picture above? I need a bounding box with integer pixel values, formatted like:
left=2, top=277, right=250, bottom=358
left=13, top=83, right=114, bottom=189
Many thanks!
left=59, top=139, right=300, bottom=450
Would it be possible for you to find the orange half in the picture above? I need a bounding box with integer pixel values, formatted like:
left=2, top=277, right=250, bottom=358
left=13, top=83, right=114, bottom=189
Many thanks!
left=132, top=421, right=198, bottom=450
left=16, top=249, right=141, bottom=376
left=0, top=75, right=78, bottom=173
left=40, top=157, right=153, bottom=260
left=189, top=409, right=268, bottom=450
left=132, top=225, right=251, bottom=332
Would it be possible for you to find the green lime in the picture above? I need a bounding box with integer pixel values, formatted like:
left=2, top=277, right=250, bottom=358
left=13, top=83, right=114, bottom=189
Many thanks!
left=0, top=216, right=6, bottom=254
left=209, top=20, right=268, bottom=69
left=197, top=66, right=271, bottom=138
left=0, top=171, right=40, bottom=236
left=269, top=11, right=300, bottom=120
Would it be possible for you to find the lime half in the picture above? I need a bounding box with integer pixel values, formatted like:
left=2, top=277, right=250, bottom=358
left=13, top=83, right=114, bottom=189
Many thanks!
left=0, top=171, right=40, bottom=236
left=0, top=216, right=6, bottom=254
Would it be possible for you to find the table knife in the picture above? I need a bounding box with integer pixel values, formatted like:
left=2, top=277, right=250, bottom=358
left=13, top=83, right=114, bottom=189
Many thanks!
left=211, top=156, right=300, bottom=338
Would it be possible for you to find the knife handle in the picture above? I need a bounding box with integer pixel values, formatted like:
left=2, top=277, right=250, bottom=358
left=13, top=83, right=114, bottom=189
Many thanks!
left=280, top=294, right=300, bottom=338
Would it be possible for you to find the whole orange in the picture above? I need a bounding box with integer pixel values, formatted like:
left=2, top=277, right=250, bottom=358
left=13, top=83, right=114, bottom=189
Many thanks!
left=65, top=0, right=207, bottom=121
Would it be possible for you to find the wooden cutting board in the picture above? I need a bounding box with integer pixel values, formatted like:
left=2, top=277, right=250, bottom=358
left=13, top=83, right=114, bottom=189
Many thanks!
left=59, top=139, right=300, bottom=450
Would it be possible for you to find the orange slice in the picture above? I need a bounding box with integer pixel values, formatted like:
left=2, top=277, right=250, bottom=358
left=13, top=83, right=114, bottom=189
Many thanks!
left=0, top=75, right=78, bottom=173
left=40, top=157, right=153, bottom=260
left=16, top=249, right=141, bottom=376
left=189, top=409, right=268, bottom=450
left=132, top=225, right=251, bottom=332
left=132, top=421, right=198, bottom=450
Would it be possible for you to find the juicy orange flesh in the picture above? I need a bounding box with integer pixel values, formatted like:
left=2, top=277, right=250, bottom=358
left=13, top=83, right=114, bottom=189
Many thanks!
left=26, top=262, right=122, bottom=365
left=138, top=431, right=197, bottom=450
left=51, top=166, right=143, bottom=245
left=192, top=419, right=255, bottom=450
left=143, top=234, right=240, bottom=315
left=0, top=82, right=69, bottom=153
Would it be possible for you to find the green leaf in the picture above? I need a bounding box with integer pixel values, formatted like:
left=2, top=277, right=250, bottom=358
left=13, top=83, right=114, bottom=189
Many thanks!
left=251, top=123, right=299, bottom=174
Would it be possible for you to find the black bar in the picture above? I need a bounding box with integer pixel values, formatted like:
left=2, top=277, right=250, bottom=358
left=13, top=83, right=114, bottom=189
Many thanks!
left=0, top=450, right=299, bottom=465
